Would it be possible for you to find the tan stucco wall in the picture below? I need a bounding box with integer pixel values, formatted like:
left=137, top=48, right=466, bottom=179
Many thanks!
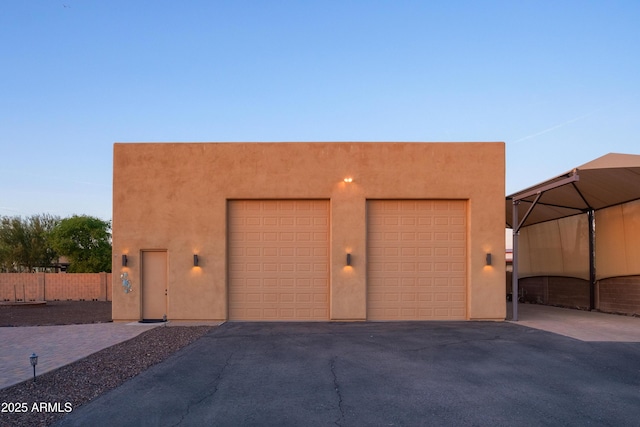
left=112, top=142, right=505, bottom=321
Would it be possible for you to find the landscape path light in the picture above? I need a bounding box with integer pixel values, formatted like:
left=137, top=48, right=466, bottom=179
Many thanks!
left=30, top=352, right=38, bottom=382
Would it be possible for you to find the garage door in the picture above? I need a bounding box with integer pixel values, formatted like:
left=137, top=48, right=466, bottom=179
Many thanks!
left=367, top=200, right=467, bottom=320
left=228, top=200, right=330, bottom=320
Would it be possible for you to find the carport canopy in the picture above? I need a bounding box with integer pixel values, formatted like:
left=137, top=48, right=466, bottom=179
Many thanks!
left=506, top=153, right=640, bottom=320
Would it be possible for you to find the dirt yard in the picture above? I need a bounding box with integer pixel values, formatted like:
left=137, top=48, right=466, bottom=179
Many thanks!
left=0, top=301, right=111, bottom=327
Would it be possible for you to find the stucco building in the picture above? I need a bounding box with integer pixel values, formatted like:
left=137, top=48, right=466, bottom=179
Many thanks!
left=112, top=142, right=505, bottom=322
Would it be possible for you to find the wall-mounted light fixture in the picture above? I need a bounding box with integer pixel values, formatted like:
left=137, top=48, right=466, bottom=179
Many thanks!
left=344, top=177, right=353, bottom=183
left=122, top=254, right=128, bottom=267
left=486, top=253, right=492, bottom=266
left=346, top=253, right=352, bottom=266
left=193, top=254, right=199, bottom=267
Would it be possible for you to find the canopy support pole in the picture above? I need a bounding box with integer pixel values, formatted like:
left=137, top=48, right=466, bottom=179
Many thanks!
left=512, top=201, right=520, bottom=321
left=588, top=208, right=596, bottom=310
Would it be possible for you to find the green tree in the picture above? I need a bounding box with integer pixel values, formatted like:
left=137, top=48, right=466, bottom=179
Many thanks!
left=0, top=214, right=60, bottom=272
left=50, top=215, right=112, bottom=273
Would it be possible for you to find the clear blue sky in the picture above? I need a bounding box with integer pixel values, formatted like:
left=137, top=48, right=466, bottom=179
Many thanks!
left=2, top=1, right=638, bottom=222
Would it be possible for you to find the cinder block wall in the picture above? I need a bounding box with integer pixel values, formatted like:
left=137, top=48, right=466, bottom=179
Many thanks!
left=517, top=275, right=640, bottom=315
left=548, top=277, right=590, bottom=308
left=598, top=276, right=640, bottom=315
left=0, top=273, right=112, bottom=302
left=517, top=277, right=547, bottom=303
left=518, top=276, right=590, bottom=309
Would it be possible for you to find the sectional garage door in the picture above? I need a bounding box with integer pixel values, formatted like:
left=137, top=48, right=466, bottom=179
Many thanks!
left=367, top=200, right=467, bottom=320
left=228, top=200, right=330, bottom=321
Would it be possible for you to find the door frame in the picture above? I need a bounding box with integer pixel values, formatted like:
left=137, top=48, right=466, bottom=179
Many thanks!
left=140, top=249, right=169, bottom=321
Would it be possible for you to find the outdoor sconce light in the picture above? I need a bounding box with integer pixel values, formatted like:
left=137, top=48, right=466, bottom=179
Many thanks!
left=122, top=254, right=128, bottom=267
left=193, top=254, right=199, bottom=267
left=486, top=253, right=492, bottom=266
left=30, top=352, right=38, bottom=382
left=346, top=253, right=352, bottom=266
left=344, top=177, right=353, bottom=183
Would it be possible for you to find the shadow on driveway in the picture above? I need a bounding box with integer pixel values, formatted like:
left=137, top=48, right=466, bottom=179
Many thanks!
left=55, top=322, right=640, bottom=426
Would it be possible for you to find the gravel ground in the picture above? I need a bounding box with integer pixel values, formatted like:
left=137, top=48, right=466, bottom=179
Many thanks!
left=0, top=301, right=112, bottom=327
left=0, top=302, right=214, bottom=427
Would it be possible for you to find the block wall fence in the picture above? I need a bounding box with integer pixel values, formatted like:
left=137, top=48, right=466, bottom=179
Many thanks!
left=511, top=275, right=640, bottom=316
left=598, top=276, right=640, bottom=315
left=0, top=273, right=112, bottom=302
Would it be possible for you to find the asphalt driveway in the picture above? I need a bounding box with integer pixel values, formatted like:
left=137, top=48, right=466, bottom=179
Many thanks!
left=55, top=321, right=640, bottom=426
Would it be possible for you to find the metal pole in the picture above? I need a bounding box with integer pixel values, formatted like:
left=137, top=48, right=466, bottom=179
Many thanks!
left=512, top=201, right=519, bottom=321
left=588, top=208, right=596, bottom=310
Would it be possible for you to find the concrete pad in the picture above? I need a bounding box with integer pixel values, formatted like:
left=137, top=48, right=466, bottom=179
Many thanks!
left=509, top=303, right=640, bottom=342
left=164, top=320, right=225, bottom=327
